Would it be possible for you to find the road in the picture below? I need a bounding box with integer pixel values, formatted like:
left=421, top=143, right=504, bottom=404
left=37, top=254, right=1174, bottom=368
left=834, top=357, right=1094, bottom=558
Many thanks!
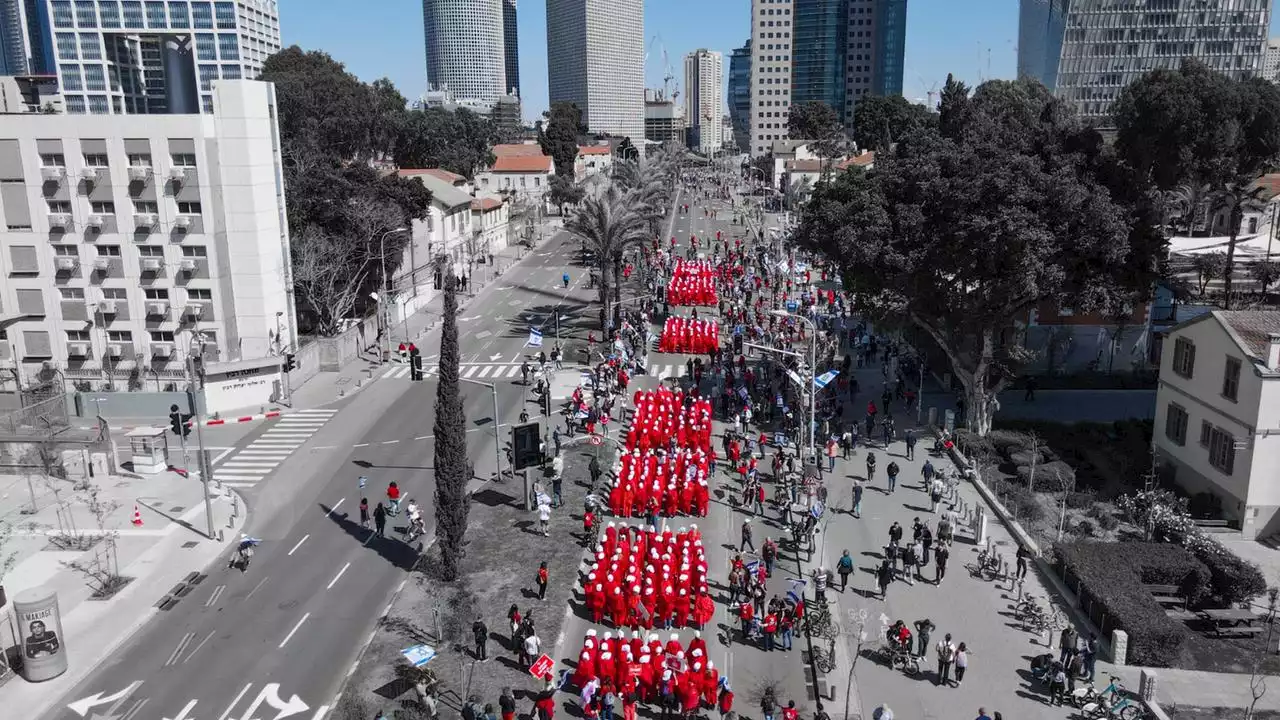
left=41, top=227, right=598, bottom=720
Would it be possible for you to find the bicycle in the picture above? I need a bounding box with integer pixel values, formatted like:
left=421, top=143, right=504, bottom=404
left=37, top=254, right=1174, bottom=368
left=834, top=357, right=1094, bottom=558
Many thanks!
left=876, top=641, right=920, bottom=675
left=810, top=638, right=837, bottom=673
left=1082, top=687, right=1146, bottom=720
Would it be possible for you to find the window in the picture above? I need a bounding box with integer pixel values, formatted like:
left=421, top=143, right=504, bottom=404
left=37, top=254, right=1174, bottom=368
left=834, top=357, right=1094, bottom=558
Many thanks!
left=53, top=246, right=78, bottom=257
left=198, top=64, right=217, bottom=91
left=144, top=289, right=169, bottom=300
left=52, top=1, right=74, bottom=28
left=1200, top=421, right=1237, bottom=475
left=217, top=34, right=239, bottom=60
left=1172, top=337, right=1196, bottom=378
left=59, top=288, right=85, bottom=300
left=168, top=1, right=189, bottom=27
left=187, top=288, right=212, bottom=301
left=84, top=65, right=106, bottom=91
left=96, top=245, right=121, bottom=257
left=47, top=200, right=72, bottom=213
left=171, top=153, right=197, bottom=167
left=102, top=286, right=127, bottom=298
left=80, top=33, right=101, bottom=59
left=214, top=1, right=236, bottom=28
left=180, top=246, right=207, bottom=257
left=149, top=331, right=175, bottom=342
left=138, top=246, right=163, bottom=257
left=1222, top=356, right=1242, bottom=401
left=62, top=64, right=84, bottom=91
left=1165, top=403, right=1188, bottom=446
left=88, top=96, right=108, bottom=114
left=133, top=201, right=158, bottom=213
left=99, top=1, right=120, bottom=28
left=83, top=153, right=109, bottom=167
left=66, top=330, right=91, bottom=342
left=195, top=33, right=216, bottom=60
left=41, top=153, right=66, bottom=167
left=220, top=64, right=240, bottom=79
left=122, top=1, right=143, bottom=27
left=90, top=201, right=115, bottom=214
left=145, top=1, right=167, bottom=27
left=177, top=201, right=201, bottom=215
left=107, top=330, right=132, bottom=342
left=192, top=1, right=213, bottom=28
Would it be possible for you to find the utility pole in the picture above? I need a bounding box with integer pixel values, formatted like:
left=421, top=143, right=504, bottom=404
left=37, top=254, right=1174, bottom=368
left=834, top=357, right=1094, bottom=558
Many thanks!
left=185, top=356, right=216, bottom=539
left=460, top=377, right=505, bottom=482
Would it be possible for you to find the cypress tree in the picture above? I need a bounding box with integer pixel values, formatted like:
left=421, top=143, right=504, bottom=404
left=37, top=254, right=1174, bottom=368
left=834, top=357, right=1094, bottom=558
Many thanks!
left=433, top=272, right=470, bottom=579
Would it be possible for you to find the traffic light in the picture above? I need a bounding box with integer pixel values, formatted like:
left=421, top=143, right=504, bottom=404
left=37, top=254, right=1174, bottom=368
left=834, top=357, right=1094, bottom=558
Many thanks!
left=283, top=353, right=296, bottom=373
left=411, top=351, right=423, bottom=381
left=169, top=410, right=183, bottom=436
left=512, top=422, right=542, bottom=471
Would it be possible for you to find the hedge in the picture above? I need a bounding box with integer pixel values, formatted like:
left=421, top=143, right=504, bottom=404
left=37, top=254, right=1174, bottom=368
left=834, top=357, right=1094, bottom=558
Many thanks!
left=1054, top=542, right=1210, bottom=666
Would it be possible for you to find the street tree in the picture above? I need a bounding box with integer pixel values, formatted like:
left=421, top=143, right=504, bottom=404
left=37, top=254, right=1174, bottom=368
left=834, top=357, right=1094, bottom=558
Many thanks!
left=937, top=73, right=971, bottom=141
left=433, top=273, right=470, bottom=580
left=1192, top=251, right=1228, bottom=295
left=788, top=100, right=848, bottom=170
left=548, top=174, right=586, bottom=215
left=1113, top=58, right=1280, bottom=304
left=794, top=78, right=1162, bottom=435
left=395, top=106, right=498, bottom=179
left=1251, top=260, right=1280, bottom=294
left=850, top=94, right=935, bottom=152
left=566, top=182, right=649, bottom=331
left=291, top=228, right=368, bottom=337
left=539, top=102, right=586, bottom=177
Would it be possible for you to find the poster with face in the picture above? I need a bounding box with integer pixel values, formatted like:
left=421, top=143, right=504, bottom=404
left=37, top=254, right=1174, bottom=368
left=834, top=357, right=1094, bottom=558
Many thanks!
left=13, top=588, right=68, bottom=681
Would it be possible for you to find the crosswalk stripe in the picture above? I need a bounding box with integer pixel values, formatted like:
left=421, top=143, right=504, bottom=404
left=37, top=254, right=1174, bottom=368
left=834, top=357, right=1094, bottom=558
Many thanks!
left=248, top=442, right=301, bottom=449
left=221, top=481, right=260, bottom=488
left=463, top=366, right=478, bottom=378
left=294, top=409, right=338, bottom=415
left=261, top=432, right=315, bottom=438
left=214, top=473, right=266, bottom=481
left=219, top=463, right=276, bottom=471
left=506, top=366, right=522, bottom=378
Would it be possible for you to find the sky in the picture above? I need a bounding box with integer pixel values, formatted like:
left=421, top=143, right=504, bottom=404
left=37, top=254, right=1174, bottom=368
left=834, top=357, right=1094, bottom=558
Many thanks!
left=278, top=0, right=1280, bottom=122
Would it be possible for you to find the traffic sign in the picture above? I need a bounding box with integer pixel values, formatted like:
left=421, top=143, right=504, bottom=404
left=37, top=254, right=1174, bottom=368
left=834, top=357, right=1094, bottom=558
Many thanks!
left=529, top=653, right=555, bottom=678
left=590, top=436, right=602, bottom=446
left=786, top=300, right=798, bottom=312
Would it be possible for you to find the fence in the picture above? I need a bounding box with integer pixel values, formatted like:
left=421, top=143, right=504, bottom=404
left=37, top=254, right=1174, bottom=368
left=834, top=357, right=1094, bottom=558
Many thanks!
left=286, top=313, right=381, bottom=389
left=0, top=393, right=70, bottom=436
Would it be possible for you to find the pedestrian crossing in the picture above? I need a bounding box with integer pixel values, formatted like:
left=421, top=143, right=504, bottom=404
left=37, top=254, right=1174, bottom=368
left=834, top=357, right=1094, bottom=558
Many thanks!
left=212, top=408, right=339, bottom=488
left=377, top=362, right=695, bottom=381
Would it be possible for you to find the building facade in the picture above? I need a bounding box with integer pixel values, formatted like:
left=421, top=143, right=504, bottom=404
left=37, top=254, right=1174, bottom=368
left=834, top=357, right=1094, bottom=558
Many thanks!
left=748, top=0, right=907, bottom=157
left=545, top=0, right=645, bottom=154
left=1265, top=37, right=1280, bottom=83
left=683, top=49, right=724, bottom=153
left=1, top=0, right=55, bottom=75
left=502, top=0, right=518, bottom=97
left=644, top=93, right=685, bottom=146
left=0, top=80, right=294, bottom=406
left=728, top=39, right=751, bottom=152
left=423, top=0, right=506, bottom=103
left=1017, top=0, right=1271, bottom=124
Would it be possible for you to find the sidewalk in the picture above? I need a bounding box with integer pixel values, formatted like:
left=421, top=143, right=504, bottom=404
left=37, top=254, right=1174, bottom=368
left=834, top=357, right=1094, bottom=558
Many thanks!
left=0, top=468, right=244, bottom=717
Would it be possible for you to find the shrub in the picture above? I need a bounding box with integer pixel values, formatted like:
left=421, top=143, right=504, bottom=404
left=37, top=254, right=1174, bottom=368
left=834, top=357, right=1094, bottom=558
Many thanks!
left=1066, top=491, right=1096, bottom=510
left=1074, top=520, right=1095, bottom=538
left=1087, top=504, right=1121, bottom=532
left=992, top=478, right=1046, bottom=524
left=1054, top=542, right=1209, bottom=666
left=954, top=430, right=994, bottom=460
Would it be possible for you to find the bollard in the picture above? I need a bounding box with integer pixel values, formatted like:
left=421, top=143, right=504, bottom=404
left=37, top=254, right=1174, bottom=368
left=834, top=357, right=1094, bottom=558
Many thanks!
left=1112, top=630, right=1129, bottom=666
left=1138, top=669, right=1157, bottom=702
left=976, top=509, right=989, bottom=546
left=231, top=493, right=239, bottom=520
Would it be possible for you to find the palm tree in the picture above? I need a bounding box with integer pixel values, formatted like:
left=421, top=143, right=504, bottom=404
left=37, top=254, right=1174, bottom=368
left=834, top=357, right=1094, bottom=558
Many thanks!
left=1214, top=181, right=1268, bottom=306
left=565, top=181, right=649, bottom=331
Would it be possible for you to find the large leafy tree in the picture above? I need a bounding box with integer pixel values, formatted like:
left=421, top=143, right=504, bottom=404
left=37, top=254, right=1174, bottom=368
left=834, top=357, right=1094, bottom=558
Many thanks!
left=539, top=102, right=586, bottom=177
left=433, top=274, right=470, bottom=579
left=262, top=47, right=432, bottom=336
left=850, top=94, right=936, bottom=152
left=1113, top=59, right=1280, bottom=305
left=395, top=106, right=498, bottom=179
left=788, top=100, right=847, bottom=163
left=794, top=78, right=1163, bottom=435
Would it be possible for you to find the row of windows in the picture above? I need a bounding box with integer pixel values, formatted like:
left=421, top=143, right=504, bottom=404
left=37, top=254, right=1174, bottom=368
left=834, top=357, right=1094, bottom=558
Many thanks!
left=1170, top=337, right=1242, bottom=402
left=39, top=151, right=196, bottom=168
left=52, top=1, right=241, bottom=31
left=53, top=329, right=205, bottom=343
left=43, top=200, right=201, bottom=215
left=1164, top=403, right=1237, bottom=475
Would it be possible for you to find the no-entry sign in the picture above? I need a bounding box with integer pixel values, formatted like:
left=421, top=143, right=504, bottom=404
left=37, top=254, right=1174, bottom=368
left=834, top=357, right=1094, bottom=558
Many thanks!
left=590, top=436, right=603, bottom=446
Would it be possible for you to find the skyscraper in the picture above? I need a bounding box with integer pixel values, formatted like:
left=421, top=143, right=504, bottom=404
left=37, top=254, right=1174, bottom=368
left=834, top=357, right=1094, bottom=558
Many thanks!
left=728, top=40, right=751, bottom=152
left=748, top=0, right=907, bottom=157
left=502, top=0, right=519, bottom=97
left=424, top=0, right=506, bottom=103
left=684, top=48, right=724, bottom=153
left=546, top=0, right=644, bottom=154
left=0, top=0, right=54, bottom=75
left=43, top=0, right=281, bottom=115
left=1017, top=0, right=1271, bottom=124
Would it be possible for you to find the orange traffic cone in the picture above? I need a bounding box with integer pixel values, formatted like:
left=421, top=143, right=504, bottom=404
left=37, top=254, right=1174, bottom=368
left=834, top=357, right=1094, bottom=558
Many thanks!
left=131, top=505, right=143, bottom=527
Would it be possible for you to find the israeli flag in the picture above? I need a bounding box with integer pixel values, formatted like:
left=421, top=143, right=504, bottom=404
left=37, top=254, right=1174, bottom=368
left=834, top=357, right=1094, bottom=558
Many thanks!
left=814, top=370, right=839, bottom=389
left=527, top=328, right=543, bottom=347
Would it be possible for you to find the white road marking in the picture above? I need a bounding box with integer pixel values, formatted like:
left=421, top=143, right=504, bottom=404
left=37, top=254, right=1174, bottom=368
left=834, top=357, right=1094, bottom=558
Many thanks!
left=184, top=631, right=214, bottom=664
left=382, top=440, right=399, bottom=445
left=165, top=632, right=195, bottom=666
left=220, top=481, right=260, bottom=488
left=246, top=577, right=269, bottom=600
left=212, top=448, right=236, bottom=464
left=353, top=443, right=368, bottom=448
left=415, top=435, right=431, bottom=440
left=204, top=585, right=226, bottom=608
left=462, top=366, right=478, bottom=378
left=327, top=562, right=351, bottom=589
left=326, top=497, right=345, bottom=516
left=216, top=683, right=253, bottom=720
left=219, top=462, right=277, bottom=470
left=312, top=706, right=331, bottom=720
left=120, top=698, right=149, bottom=720
left=288, top=535, right=309, bottom=555
left=279, top=613, right=310, bottom=648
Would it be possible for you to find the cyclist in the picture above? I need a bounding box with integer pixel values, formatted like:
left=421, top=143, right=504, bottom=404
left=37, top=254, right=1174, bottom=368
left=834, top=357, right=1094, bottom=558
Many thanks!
left=562, top=272, right=570, bottom=288
left=231, top=534, right=261, bottom=570
left=406, top=499, right=425, bottom=540
left=387, top=481, right=402, bottom=516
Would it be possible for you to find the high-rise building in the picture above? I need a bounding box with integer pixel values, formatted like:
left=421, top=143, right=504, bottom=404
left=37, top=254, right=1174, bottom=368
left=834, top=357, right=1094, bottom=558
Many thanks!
left=41, top=0, right=280, bottom=115
left=1263, top=38, right=1280, bottom=84
left=502, top=0, right=519, bottom=97
left=1, top=0, right=54, bottom=75
left=0, top=80, right=296, bottom=404
left=748, top=0, right=907, bottom=158
left=644, top=89, right=685, bottom=146
left=683, top=48, right=724, bottom=153
left=423, top=0, right=506, bottom=103
left=1018, top=0, right=1271, bottom=125
left=728, top=39, right=751, bottom=152
left=546, top=0, right=645, bottom=154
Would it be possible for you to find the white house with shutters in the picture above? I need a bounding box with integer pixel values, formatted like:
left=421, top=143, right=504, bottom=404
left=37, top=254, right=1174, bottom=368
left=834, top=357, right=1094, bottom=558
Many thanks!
left=1152, top=310, right=1280, bottom=540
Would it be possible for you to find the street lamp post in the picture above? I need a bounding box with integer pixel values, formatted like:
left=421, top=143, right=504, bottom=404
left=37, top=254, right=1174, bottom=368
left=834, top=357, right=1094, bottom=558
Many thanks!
left=772, top=309, right=818, bottom=462
left=378, top=227, right=410, bottom=365
left=460, top=376, right=505, bottom=482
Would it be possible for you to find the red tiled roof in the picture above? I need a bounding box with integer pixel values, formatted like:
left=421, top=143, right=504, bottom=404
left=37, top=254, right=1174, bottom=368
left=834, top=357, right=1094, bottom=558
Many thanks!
left=785, top=159, right=823, bottom=172
left=492, top=155, right=553, bottom=173
left=471, top=197, right=503, bottom=211
left=1216, top=310, right=1280, bottom=360
left=493, top=143, right=546, bottom=157
left=578, top=145, right=611, bottom=156
left=1251, top=173, right=1280, bottom=202
left=836, top=152, right=876, bottom=170
left=397, top=168, right=466, bottom=185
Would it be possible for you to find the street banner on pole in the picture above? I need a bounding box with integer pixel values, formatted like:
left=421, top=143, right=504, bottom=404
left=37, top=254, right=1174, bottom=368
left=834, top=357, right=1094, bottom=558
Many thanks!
left=787, top=369, right=804, bottom=387
left=814, top=370, right=839, bottom=390
left=527, top=328, right=543, bottom=347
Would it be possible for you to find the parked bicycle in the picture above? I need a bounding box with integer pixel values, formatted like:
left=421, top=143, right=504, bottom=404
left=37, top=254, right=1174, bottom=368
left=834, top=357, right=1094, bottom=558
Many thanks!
left=876, top=641, right=920, bottom=675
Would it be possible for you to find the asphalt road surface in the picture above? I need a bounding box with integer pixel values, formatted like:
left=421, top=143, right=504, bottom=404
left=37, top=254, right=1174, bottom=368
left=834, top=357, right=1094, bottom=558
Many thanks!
left=42, top=225, right=618, bottom=720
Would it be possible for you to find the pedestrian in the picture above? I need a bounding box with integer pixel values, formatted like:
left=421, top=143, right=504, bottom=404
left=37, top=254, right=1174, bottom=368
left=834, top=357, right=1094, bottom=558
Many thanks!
left=836, top=550, right=854, bottom=592
left=472, top=616, right=489, bottom=660
left=902, top=542, right=918, bottom=586
left=780, top=611, right=794, bottom=651
left=781, top=701, right=798, bottom=720
left=762, top=610, right=777, bottom=652
left=536, top=561, right=549, bottom=600
left=359, top=497, right=370, bottom=530
left=537, top=495, right=552, bottom=536
left=954, top=642, right=969, bottom=686
left=876, top=558, right=893, bottom=599
left=851, top=481, right=864, bottom=518
left=934, top=543, right=949, bottom=584
left=904, top=429, right=916, bottom=461
left=921, top=459, right=935, bottom=488
left=373, top=502, right=387, bottom=537
left=813, top=703, right=829, bottom=720
left=762, top=537, right=778, bottom=577
left=1015, top=545, right=1030, bottom=582
left=499, top=688, right=517, bottom=720
left=759, top=688, right=776, bottom=720
left=1048, top=662, right=1067, bottom=706
left=826, top=438, right=838, bottom=472
left=975, top=709, right=992, bottom=720
left=1058, top=626, right=1078, bottom=666
left=520, top=630, right=541, bottom=668
left=865, top=452, right=877, bottom=483
left=717, top=685, right=734, bottom=720
left=1025, top=375, right=1038, bottom=402
left=1082, top=632, right=1098, bottom=682
left=929, top=477, right=944, bottom=513
left=935, top=633, right=955, bottom=686
left=886, top=460, right=899, bottom=493
left=913, top=618, right=935, bottom=659
left=1066, top=649, right=1083, bottom=693
left=740, top=518, right=755, bottom=552
left=553, top=427, right=562, bottom=456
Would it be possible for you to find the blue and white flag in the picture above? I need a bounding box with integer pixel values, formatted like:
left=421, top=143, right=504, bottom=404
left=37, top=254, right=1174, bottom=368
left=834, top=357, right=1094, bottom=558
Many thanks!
left=814, top=370, right=839, bottom=389
left=527, top=328, right=543, bottom=347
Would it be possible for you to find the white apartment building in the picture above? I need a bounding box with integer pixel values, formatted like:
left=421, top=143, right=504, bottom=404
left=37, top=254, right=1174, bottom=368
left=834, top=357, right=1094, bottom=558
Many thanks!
left=422, top=0, right=506, bottom=103
left=749, top=0, right=793, bottom=158
left=0, top=80, right=294, bottom=411
left=400, top=170, right=474, bottom=281
left=1266, top=37, right=1280, bottom=83
left=684, top=48, right=724, bottom=153
left=475, top=153, right=553, bottom=208
left=45, top=0, right=281, bottom=115
left=1153, top=310, right=1280, bottom=540
left=545, top=0, right=644, bottom=155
